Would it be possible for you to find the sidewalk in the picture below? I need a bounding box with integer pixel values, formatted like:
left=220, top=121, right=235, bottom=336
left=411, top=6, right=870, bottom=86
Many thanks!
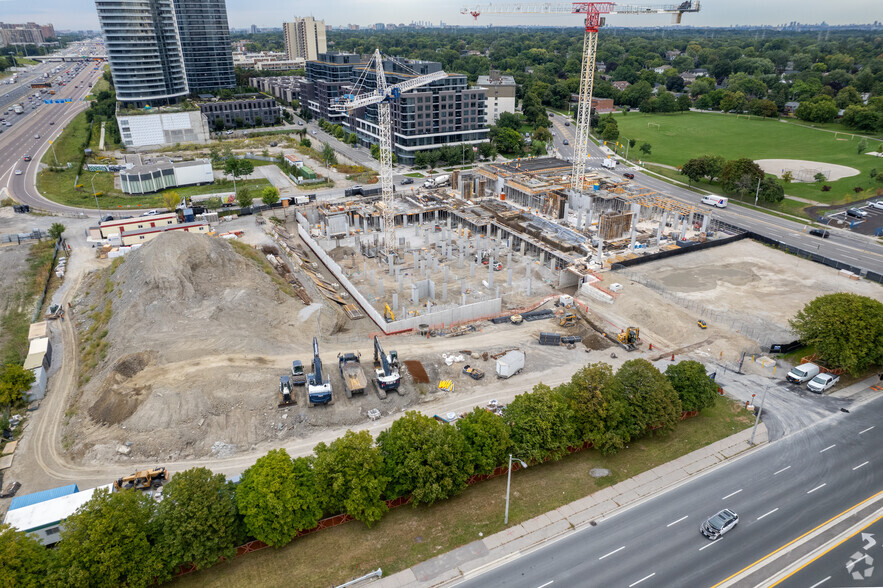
left=372, top=423, right=768, bottom=588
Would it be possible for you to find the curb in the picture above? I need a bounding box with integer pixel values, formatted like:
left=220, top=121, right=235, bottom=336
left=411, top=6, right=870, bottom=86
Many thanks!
left=372, top=423, right=768, bottom=588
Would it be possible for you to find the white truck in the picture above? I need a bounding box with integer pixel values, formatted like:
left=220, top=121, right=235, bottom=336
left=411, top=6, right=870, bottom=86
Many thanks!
left=423, top=174, right=450, bottom=189
left=495, top=350, right=525, bottom=379
left=601, top=158, right=617, bottom=170
left=13, top=104, right=23, bottom=115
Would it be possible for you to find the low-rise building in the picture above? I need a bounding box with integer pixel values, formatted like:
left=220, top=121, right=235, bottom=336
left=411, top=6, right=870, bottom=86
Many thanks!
left=591, top=97, right=616, bottom=113
left=119, top=159, right=213, bottom=195
left=475, top=71, right=517, bottom=123
left=99, top=213, right=179, bottom=239
left=4, top=484, right=113, bottom=545
left=784, top=101, right=800, bottom=115
left=653, top=64, right=672, bottom=74
left=120, top=221, right=209, bottom=246
left=116, top=109, right=210, bottom=149
left=197, top=94, right=282, bottom=129
left=612, top=81, right=631, bottom=91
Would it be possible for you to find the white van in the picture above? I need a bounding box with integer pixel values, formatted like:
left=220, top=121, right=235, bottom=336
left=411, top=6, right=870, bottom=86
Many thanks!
left=701, top=195, right=728, bottom=208
left=786, top=362, right=820, bottom=384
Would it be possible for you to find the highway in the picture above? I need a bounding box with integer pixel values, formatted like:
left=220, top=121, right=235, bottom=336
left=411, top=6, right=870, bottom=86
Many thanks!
left=0, top=50, right=101, bottom=216
left=548, top=114, right=883, bottom=275
left=458, top=395, right=883, bottom=588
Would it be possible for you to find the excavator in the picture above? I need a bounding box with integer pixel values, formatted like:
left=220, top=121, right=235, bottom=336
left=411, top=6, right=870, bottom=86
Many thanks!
left=384, top=303, right=395, bottom=323
left=616, top=327, right=641, bottom=351
left=559, top=312, right=577, bottom=328
left=113, top=467, right=167, bottom=491
left=373, top=336, right=400, bottom=399
left=308, top=337, right=333, bottom=406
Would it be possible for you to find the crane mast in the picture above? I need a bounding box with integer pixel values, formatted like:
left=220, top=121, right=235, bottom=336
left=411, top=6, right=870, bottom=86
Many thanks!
left=461, top=2, right=700, bottom=195
left=332, top=49, right=448, bottom=253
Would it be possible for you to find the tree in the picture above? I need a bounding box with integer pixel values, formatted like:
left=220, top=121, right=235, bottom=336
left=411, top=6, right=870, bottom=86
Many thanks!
left=782, top=171, right=794, bottom=183
left=223, top=158, right=254, bottom=194
left=681, top=157, right=708, bottom=185
left=51, top=489, right=162, bottom=588
left=492, top=126, right=525, bottom=154
left=870, top=168, right=878, bottom=181
left=162, top=191, right=180, bottom=213
left=719, top=91, right=747, bottom=113
left=639, top=142, right=652, bottom=155
left=789, top=294, right=883, bottom=376
left=676, top=94, right=692, bottom=112
left=814, top=172, right=826, bottom=183
left=48, top=222, right=66, bottom=242
left=0, top=363, right=34, bottom=406
left=758, top=176, right=785, bottom=203
left=456, top=407, right=511, bottom=475
left=748, top=98, right=779, bottom=118
left=260, top=185, right=280, bottom=206
left=721, top=158, right=764, bottom=194
left=665, top=361, right=718, bottom=412
left=600, top=114, right=619, bottom=141
left=857, top=138, right=869, bottom=155
left=504, top=384, right=577, bottom=463
left=795, top=96, right=838, bottom=123
left=213, top=118, right=225, bottom=132
left=611, top=360, right=682, bottom=437
left=496, top=111, right=521, bottom=131
left=321, top=142, right=337, bottom=167
left=313, top=430, right=388, bottom=526
left=235, top=449, right=322, bottom=547
left=300, top=138, right=311, bottom=149
left=235, top=187, right=253, bottom=210
left=0, top=523, right=51, bottom=588
left=559, top=363, right=629, bottom=454
left=703, top=154, right=725, bottom=182
left=378, top=411, right=471, bottom=505
left=155, top=468, right=243, bottom=579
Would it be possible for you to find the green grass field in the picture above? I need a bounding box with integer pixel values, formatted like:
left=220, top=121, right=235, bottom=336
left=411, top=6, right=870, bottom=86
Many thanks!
left=172, top=395, right=752, bottom=588
left=612, top=112, right=883, bottom=207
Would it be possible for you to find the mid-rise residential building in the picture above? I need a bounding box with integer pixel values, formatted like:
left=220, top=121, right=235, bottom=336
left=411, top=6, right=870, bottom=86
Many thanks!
left=173, top=0, right=235, bottom=91
left=252, top=53, right=488, bottom=165
left=0, top=22, right=53, bottom=46
left=283, top=17, right=326, bottom=61
left=475, top=70, right=516, bottom=123
left=95, top=0, right=189, bottom=106
left=197, top=94, right=282, bottom=129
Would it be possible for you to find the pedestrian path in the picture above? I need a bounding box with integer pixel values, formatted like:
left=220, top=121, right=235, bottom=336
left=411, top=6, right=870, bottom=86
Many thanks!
left=372, top=424, right=768, bottom=588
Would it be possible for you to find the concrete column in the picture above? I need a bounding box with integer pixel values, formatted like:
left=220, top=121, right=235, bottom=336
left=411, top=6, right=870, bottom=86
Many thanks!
left=447, top=216, right=452, bottom=230
left=426, top=301, right=431, bottom=314
left=688, top=211, right=694, bottom=228
left=434, top=209, right=439, bottom=223
left=370, top=270, right=376, bottom=286
left=461, top=292, right=466, bottom=306
left=563, top=202, right=569, bottom=221
left=470, top=260, right=476, bottom=277
left=397, top=273, right=403, bottom=292
left=392, top=292, right=398, bottom=311
left=520, top=241, right=526, bottom=255
left=526, top=275, right=532, bottom=296
left=679, top=217, right=688, bottom=240
left=415, top=221, right=419, bottom=236
left=507, top=267, right=513, bottom=286
left=597, top=238, right=603, bottom=264
left=461, top=279, right=466, bottom=293
left=507, top=251, right=512, bottom=265
left=363, top=260, right=367, bottom=276
left=577, top=209, right=584, bottom=231
left=701, top=215, right=709, bottom=233
left=459, top=249, right=464, bottom=268
left=419, top=212, right=423, bottom=225
left=378, top=279, right=384, bottom=297
left=442, top=281, right=448, bottom=301
left=444, top=265, right=449, bottom=283
left=496, top=285, right=500, bottom=299
left=657, top=217, right=665, bottom=242
left=388, top=254, right=394, bottom=276
left=629, top=205, right=639, bottom=251
left=411, top=283, right=419, bottom=304
left=488, top=257, right=494, bottom=287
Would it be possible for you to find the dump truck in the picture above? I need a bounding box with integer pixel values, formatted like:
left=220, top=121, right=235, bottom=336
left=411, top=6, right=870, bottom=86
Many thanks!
left=373, top=336, right=400, bottom=399
left=290, top=360, right=307, bottom=386
left=495, top=350, right=525, bottom=379
left=308, top=337, right=333, bottom=406
left=278, top=375, right=296, bottom=407
left=338, top=352, right=368, bottom=399
left=113, top=467, right=167, bottom=491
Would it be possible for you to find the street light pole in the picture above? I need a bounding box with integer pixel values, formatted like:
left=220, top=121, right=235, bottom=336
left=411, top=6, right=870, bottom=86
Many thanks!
left=754, top=176, right=762, bottom=206
left=90, top=172, right=102, bottom=219
left=504, top=454, right=528, bottom=525
left=749, top=385, right=769, bottom=446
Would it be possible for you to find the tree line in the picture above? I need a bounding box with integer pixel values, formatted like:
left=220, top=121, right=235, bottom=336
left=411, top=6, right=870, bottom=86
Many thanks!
left=0, top=358, right=719, bottom=587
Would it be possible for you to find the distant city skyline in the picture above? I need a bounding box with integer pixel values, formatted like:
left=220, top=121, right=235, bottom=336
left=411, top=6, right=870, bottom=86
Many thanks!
left=5, top=0, right=881, bottom=31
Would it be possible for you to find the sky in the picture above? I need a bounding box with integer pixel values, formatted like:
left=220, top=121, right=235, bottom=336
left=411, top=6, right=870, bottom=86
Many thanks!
left=1, top=0, right=880, bottom=31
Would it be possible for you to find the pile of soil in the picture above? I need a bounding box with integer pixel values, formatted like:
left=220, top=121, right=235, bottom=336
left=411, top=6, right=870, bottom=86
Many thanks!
left=67, top=232, right=315, bottom=462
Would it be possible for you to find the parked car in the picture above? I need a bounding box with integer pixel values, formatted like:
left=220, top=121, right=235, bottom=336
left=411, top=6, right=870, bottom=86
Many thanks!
left=100, top=215, right=114, bottom=222
left=871, top=200, right=883, bottom=210
left=808, top=228, right=830, bottom=238
left=701, top=508, right=739, bottom=540
left=623, top=172, right=635, bottom=179
left=140, top=209, right=160, bottom=216
left=846, top=207, right=868, bottom=218
left=807, top=373, right=839, bottom=393
left=400, top=177, right=414, bottom=185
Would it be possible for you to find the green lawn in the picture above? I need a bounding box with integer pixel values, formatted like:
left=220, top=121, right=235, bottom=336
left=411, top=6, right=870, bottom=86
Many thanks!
left=36, top=112, right=269, bottom=210
left=612, top=111, right=883, bottom=205
left=172, top=395, right=752, bottom=588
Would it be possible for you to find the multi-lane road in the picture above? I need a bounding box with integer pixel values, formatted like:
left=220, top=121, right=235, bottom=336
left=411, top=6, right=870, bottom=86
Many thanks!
left=549, top=114, right=883, bottom=275
left=1, top=56, right=100, bottom=216
left=459, top=395, right=883, bottom=588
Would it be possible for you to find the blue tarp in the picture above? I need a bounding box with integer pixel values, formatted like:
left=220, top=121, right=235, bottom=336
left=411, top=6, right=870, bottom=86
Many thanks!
left=9, top=484, right=79, bottom=510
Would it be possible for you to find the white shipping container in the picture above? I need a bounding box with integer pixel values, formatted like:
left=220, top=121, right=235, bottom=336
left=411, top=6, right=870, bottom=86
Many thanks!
left=495, top=350, right=525, bottom=379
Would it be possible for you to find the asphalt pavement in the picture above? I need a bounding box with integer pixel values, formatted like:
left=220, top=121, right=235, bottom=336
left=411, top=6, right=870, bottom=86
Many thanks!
left=374, top=390, right=883, bottom=588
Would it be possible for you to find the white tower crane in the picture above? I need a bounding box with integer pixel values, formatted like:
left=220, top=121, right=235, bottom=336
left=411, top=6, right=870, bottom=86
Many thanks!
left=331, top=49, right=448, bottom=252
left=461, top=2, right=700, bottom=196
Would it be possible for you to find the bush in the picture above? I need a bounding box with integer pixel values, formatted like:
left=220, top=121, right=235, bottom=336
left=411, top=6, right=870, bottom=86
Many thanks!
left=821, top=185, right=831, bottom=191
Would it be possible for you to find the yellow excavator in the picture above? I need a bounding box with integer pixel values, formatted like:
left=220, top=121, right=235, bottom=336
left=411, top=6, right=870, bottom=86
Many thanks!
left=616, top=327, right=640, bottom=351
left=384, top=303, right=395, bottom=323
left=113, top=467, right=167, bottom=491
left=559, top=312, right=577, bottom=328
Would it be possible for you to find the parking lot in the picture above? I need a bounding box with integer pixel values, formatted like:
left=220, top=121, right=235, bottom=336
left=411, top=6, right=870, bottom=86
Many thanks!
left=824, top=200, right=883, bottom=236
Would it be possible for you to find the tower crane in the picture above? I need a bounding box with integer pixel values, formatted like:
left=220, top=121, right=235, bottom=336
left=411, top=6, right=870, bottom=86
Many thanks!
left=331, top=49, right=448, bottom=252
left=461, top=2, right=700, bottom=196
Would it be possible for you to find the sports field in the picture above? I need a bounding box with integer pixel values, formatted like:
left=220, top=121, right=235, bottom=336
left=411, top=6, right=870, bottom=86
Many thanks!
left=611, top=111, right=883, bottom=204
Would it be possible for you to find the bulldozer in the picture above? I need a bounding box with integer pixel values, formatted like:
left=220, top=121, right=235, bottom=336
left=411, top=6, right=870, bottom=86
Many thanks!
left=113, top=467, right=167, bottom=491
left=616, top=327, right=641, bottom=351
left=559, top=312, right=577, bottom=328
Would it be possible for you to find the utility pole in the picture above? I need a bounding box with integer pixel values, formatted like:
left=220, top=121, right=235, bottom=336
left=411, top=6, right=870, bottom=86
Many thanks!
left=749, top=385, right=768, bottom=446
left=754, top=176, right=762, bottom=206
left=504, top=454, right=528, bottom=525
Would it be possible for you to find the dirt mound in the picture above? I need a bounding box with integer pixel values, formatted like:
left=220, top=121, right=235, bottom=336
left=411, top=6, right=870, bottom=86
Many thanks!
left=69, top=232, right=313, bottom=459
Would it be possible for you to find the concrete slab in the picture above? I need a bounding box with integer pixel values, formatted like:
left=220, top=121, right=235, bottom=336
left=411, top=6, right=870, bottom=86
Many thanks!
left=657, top=469, right=690, bottom=488
left=412, top=540, right=488, bottom=582
left=592, top=486, right=618, bottom=502
left=375, top=568, right=418, bottom=588
left=613, top=489, right=640, bottom=507
left=482, top=526, right=526, bottom=550
left=1, top=440, right=17, bottom=455
left=521, top=513, right=552, bottom=534
left=0, top=454, right=13, bottom=470
left=631, top=469, right=661, bottom=485
left=684, top=454, right=720, bottom=475
left=568, top=499, right=617, bottom=527
left=613, top=477, right=639, bottom=492
left=721, top=443, right=750, bottom=458
left=506, top=519, right=571, bottom=553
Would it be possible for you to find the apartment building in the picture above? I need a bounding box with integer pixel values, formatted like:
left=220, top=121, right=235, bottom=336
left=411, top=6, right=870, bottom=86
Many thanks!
left=283, top=17, right=327, bottom=61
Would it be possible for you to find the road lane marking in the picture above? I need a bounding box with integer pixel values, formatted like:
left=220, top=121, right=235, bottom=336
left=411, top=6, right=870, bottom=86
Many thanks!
left=807, top=483, right=826, bottom=494
left=773, top=466, right=791, bottom=475
left=537, top=582, right=554, bottom=588
left=859, top=426, right=875, bottom=434
left=722, top=489, right=743, bottom=500
left=699, top=539, right=723, bottom=551
left=598, top=546, right=625, bottom=560
left=819, top=444, right=836, bottom=453
left=808, top=577, right=831, bottom=588
left=853, top=461, right=869, bottom=470
left=757, top=508, right=779, bottom=520
left=667, top=516, right=688, bottom=527
left=628, top=573, right=655, bottom=587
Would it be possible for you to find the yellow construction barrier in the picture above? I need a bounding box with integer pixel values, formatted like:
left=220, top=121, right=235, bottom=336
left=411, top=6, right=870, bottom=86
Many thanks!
left=438, top=380, right=454, bottom=392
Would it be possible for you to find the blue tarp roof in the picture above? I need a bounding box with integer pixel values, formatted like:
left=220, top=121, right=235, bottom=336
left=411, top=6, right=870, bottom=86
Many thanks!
left=9, top=484, right=79, bottom=510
